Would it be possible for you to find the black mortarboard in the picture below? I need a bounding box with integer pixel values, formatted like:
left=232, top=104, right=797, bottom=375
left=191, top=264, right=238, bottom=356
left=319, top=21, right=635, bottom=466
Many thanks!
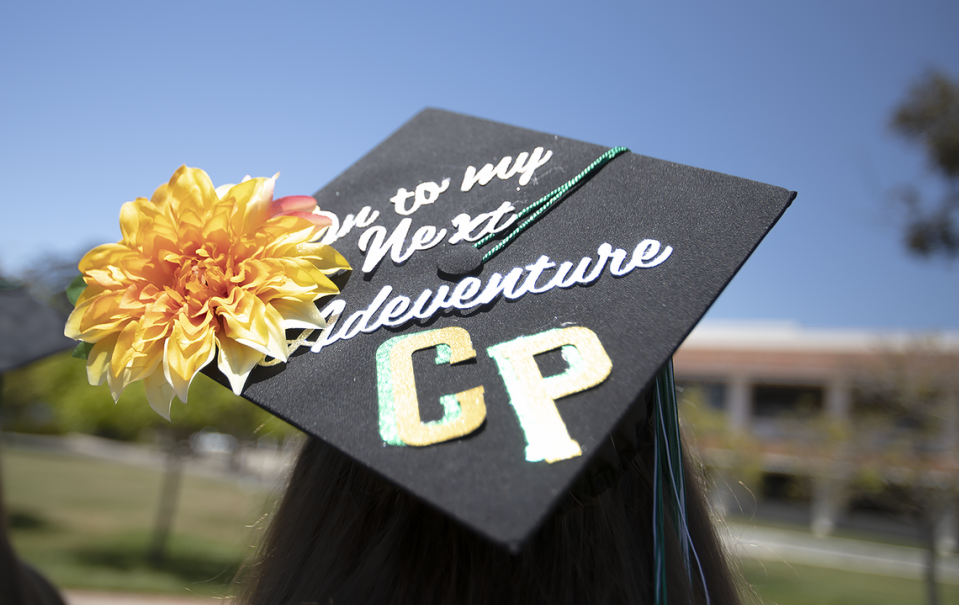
left=221, top=109, right=795, bottom=549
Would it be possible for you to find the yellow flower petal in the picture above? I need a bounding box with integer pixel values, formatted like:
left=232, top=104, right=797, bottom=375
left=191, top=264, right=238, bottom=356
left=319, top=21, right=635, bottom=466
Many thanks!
left=107, top=363, right=135, bottom=403
left=162, top=320, right=216, bottom=404
left=296, top=242, right=351, bottom=275
left=216, top=335, right=265, bottom=395
left=270, top=298, right=327, bottom=330
left=223, top=173, right=277, bottom=236
left=119, top=198, right=163, bottom=250
left=216, top=288, right=288, bottom=362
left=110, top=320, right=141, bottom=377
left=144, top=369, right=176, bottom=421
left=166, top=166, right=218, bottom=216
left=66, top=295, right=126, bottom=342
left=78, top=244, right=139, bottom=285
left=86, top=333, right=120, bottom=386
left=111, top=320, right=164, bottom=383
left=214, top=183, right=236, bottom=199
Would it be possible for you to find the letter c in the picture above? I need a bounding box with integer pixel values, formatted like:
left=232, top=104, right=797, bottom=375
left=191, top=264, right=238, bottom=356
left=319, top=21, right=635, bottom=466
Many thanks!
left=376, top=327, right=487, bottom=446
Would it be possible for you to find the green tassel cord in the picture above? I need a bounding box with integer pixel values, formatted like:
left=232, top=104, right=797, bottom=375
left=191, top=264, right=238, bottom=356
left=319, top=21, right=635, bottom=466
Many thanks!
left=473, top=147, right=630, bottom=263
left=652, top=359, right=710, bottom=605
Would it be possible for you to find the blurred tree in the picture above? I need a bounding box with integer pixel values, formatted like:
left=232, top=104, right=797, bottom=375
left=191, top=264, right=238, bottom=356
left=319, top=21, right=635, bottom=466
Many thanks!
left=1, top=349, right=299, bottom=564
left=890, top=70, right=959, bottom=258
left=847, top=341, right=959, bottom=605
left=677, top=385, right=766, bottom=518
left=1, top=349, right=295, bottom=443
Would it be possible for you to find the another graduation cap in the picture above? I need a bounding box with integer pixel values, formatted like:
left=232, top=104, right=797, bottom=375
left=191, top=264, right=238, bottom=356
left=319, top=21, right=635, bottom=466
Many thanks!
left=232, top=109, right=793, bottom=547
left=1, top=282, right=74, bottom=373
left=65, top=109, right=793, bottom=550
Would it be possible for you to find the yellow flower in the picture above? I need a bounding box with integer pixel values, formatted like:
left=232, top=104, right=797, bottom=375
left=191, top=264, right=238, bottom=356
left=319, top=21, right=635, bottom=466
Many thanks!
left=65, top=166, right=349, bottom=418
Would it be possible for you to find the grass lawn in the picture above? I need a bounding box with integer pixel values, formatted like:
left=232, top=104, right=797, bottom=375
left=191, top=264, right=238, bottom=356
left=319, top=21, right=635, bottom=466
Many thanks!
left=739, top=558, right=959, bottom=605
left=2, top=445, right=275, bottom=598
left=4, top=444, right=959, bottom=603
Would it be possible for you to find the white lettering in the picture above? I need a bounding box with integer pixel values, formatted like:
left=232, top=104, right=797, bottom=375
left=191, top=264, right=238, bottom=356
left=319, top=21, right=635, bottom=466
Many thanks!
left=320, top=206, right=380, bottom=246
left=391, top=179, right=451, bottom=216
left=410, top=224, right=447, bottom=252
left=609, top=248, right=631, bottom=276
left=415, top=179, right=450, bottom=211
left=337, top=286, right=393, bottom=340
left=357, top=219, right=447, bottom=274
left=417, top=285, right=452, bottom=318
left=379, top=296, right=411, bottom=328
left=447, top=277, right=483, bottom=309
left=477, top=267, right=526, bottom=303
left=310, top=299, right=348, bottom=353
left=522, top=255, right=558, bottom=294
left=307, top=238, right=674, bottom=354
left=461, top=155, right=519, bottom=191
left=543, top=261, right=574, bottom=290
left=461, top=147, right=553, bottom=192
left=448, top=201, right=517, bottom=244
left=628, top=239, right=673, bottom=269
left=358, top=220, right=412, bottom=273
left=356, top=206, right=380, bottom=229
left=516, top=147, right=553, bottom=186
left=316, top=211, right=339, bottom=245
left=408, top=289, right=438, bottom=320
left=561, top=243, right=615, bottom=286
left=389, top=188, right=415, bottom=215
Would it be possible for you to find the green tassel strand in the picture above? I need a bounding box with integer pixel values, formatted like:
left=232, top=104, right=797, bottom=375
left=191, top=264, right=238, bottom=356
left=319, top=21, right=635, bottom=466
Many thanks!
left=473, top=147, right=630, bottom=262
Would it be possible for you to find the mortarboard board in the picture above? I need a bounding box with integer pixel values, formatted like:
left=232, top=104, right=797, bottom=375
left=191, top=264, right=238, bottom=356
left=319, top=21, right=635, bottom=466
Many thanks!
left=228, top=109, right=794, bottom=547
left=64, top=108, right=794, bottom=551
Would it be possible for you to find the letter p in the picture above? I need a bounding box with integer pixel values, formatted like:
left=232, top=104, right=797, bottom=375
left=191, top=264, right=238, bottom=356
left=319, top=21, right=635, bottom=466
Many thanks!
left=487, top=327, right=612, bottom=463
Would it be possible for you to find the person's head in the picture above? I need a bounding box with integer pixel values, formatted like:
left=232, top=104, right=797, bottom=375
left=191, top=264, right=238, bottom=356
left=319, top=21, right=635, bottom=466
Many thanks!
left=236, top=418, right=743, bottom=605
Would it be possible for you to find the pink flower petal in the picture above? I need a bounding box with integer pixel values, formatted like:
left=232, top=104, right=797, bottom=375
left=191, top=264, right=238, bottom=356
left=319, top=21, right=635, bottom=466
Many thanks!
left=275, top=210, right=333, bottom=228
left=271, top=195, right=318, bottom=216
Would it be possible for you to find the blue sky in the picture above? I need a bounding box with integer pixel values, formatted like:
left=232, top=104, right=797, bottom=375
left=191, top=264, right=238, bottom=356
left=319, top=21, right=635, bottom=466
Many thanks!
left=2, top=1, right=956, bottom=329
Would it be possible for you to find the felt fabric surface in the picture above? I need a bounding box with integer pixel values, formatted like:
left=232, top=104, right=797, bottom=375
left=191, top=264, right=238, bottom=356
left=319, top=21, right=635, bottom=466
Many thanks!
left=213, top=109, right=795, bottom=547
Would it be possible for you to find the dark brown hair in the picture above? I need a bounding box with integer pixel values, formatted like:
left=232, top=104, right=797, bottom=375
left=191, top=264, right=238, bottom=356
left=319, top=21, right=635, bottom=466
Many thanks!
left=237, top=427, right=743, bottom=605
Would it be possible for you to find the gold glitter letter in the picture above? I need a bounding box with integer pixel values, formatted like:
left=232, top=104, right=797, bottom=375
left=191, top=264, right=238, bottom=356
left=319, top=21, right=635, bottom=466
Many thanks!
left=378, top=327, right=487, bottom=446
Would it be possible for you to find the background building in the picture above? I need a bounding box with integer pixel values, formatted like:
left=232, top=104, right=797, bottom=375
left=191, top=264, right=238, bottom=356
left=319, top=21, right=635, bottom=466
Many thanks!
left=675, top=322, right=959, bottom=552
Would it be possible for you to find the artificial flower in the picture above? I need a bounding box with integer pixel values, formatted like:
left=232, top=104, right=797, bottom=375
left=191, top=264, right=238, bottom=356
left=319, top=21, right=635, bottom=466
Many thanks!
left=65, top=166, right=349, bottom=418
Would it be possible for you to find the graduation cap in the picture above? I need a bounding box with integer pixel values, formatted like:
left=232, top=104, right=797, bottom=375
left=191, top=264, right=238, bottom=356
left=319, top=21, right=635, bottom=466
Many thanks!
left=65, top=108, right=793, bottom=551
left=228, top=109, right=794, bottom=547
left=1, top=284, right=75, bottom=373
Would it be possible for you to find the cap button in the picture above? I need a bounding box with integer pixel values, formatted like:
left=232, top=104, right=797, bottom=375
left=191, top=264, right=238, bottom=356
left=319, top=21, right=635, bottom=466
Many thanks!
left=436, top=243, right=483, bottom=277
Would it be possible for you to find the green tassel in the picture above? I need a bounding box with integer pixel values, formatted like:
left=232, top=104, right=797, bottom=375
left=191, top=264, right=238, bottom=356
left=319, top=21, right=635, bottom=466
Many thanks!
left=652, top=358, right=704, bottom=604
left=652, top=386, right=667, bottom=605
left=474, top=147, right=630, bottom=262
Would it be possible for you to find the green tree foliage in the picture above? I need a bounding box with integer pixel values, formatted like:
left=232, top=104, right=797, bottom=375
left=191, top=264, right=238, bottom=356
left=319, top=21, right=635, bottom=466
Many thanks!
left=847, top=341, right=958, bottom=605
left=890, top=70, right=959, bottom=258
left=1, top=349, right=296, bottom=443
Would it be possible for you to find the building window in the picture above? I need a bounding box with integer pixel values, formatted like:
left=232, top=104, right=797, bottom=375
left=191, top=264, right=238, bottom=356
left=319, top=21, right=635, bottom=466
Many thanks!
left=676, top=381, right=725, bottom=410
left=761, top=472, right=811, bottom=504
left=753, top=385, right=823, bottom=418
